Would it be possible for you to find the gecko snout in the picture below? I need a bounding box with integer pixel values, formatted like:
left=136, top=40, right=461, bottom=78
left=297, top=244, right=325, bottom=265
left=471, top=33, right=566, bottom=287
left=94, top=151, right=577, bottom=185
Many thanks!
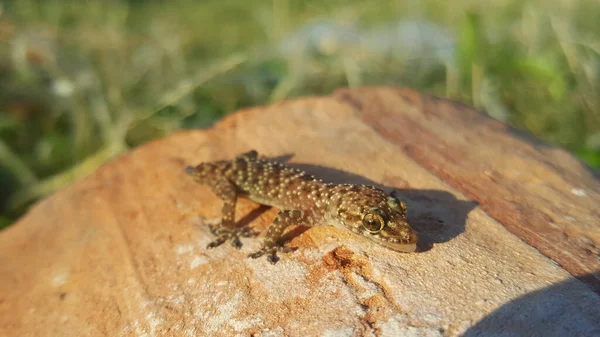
left=185, top=166, right=197, bottom=174
left=405, top=230, right=418, bottom=244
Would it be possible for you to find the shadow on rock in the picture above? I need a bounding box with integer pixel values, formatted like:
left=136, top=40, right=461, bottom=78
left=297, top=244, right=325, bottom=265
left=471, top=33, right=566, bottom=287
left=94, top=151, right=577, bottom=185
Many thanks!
left=463, top=272, right=600, bottom=337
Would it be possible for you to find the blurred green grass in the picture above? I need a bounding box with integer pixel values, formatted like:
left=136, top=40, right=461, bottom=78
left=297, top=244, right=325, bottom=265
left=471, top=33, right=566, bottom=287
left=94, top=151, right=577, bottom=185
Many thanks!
left=0, top=0, right=599, bottom=227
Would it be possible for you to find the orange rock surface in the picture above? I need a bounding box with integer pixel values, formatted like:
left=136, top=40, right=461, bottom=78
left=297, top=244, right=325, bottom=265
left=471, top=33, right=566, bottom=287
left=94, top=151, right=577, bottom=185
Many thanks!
left=1, top=87, right=599, bottom=336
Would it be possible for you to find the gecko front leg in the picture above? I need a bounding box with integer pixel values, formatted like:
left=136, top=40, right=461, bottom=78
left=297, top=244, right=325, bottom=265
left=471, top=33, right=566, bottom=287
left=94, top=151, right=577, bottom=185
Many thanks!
left=206, top=178, right=258, bottom=249
left=249, top=210, right=313, bottom=263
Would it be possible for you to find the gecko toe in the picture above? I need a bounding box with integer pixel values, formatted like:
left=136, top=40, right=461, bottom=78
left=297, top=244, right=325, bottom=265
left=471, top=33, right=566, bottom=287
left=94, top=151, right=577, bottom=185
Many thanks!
left=231, top=237, right=243, bottom=249
left=248, top=244, right=293, bottom=262
left=206, top=224, right=256, bottom=250
left=267, top=252, right=279, bottom=264
left=207, top=238, right=226, bottom=249
left=208, top=224, right=221, bottom=236
left=248, top=250, right=264, bottom=259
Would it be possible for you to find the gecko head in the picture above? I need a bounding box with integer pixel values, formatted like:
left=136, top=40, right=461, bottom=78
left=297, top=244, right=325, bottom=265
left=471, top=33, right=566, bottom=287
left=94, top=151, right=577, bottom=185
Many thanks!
left=358, top=196, right=418, bottom=253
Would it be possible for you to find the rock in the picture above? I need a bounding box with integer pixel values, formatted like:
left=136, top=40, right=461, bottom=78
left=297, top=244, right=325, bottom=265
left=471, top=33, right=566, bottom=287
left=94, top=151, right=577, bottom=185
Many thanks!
left=0, top=87, right=599, bottom=336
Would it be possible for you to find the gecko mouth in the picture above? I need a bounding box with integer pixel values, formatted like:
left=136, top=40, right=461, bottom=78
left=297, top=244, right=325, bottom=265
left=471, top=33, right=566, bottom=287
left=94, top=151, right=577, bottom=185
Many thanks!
left=378, top=231, right=418, bottom=253
left=380, top=241, right=418, bottom=253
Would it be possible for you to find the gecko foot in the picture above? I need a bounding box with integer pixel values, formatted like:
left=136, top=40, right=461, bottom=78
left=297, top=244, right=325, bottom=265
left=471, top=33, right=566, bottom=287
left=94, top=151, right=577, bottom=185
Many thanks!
left=207, top=224, right=259, bottom=249
left=248, top=244, right=295, bottom=264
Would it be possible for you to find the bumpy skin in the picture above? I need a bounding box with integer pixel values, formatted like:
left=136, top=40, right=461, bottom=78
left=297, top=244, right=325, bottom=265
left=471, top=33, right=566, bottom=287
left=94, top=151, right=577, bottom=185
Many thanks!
left=186, top=150, right=418, bottom=263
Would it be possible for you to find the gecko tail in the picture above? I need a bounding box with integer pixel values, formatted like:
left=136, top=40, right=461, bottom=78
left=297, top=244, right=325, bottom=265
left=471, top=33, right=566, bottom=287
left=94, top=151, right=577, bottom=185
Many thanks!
left=185, top=163, right=208, bottom=176
left=185, top=163, right=219, bottom=182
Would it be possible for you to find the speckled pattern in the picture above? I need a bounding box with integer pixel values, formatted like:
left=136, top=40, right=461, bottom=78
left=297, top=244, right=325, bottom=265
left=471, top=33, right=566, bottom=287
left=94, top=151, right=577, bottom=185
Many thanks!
left=186, top=150, right=418, bottom=263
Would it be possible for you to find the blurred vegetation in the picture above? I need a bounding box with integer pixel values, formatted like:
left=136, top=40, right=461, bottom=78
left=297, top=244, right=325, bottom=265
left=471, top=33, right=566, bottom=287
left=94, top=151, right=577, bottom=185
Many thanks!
left=0, top=0, right=599, bottom=228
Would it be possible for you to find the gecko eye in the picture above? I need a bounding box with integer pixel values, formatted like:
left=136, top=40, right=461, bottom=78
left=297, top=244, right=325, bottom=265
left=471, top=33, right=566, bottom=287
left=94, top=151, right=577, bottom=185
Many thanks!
left=362, top=213, right=385, bottom=233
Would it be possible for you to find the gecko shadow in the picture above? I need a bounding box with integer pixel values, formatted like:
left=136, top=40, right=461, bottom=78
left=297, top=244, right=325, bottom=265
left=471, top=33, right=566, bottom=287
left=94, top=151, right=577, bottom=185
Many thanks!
left=264, top=154, right=478, bottom=251
left=462, top=272, right=600, bottom=337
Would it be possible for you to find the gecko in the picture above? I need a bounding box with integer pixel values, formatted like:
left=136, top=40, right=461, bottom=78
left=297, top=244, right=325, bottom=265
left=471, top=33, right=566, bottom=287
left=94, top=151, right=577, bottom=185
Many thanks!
left=185, top=150, right=418, bottom=263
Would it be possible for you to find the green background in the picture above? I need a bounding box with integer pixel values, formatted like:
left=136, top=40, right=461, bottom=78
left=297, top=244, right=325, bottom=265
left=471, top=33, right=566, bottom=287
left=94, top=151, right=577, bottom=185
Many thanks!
left=1, top=0, right=599, bottom=229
